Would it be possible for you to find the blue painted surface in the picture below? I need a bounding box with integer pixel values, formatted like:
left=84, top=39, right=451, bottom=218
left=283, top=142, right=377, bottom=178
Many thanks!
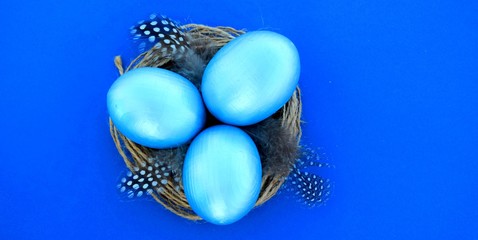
left=202, top=30, right=300, bottom=126
left=0, top=0, right=477, bottom=239
left=183, top=125, right=262, bottom=225
left=107, top=67, right=205, bottom=149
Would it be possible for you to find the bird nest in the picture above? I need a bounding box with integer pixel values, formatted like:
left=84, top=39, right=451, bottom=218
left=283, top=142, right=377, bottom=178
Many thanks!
left=110, top=24, right=302, bottom=220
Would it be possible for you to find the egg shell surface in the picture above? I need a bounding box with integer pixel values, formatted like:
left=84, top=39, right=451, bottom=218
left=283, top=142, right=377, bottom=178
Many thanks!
left=107, top=67, right=205, bottom=149
left=202, top=30, right=300, bottom=126
left=182, top=125, right=262, bottom=225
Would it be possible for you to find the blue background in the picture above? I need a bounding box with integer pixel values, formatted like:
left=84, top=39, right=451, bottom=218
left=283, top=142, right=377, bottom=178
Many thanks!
left=1, top=0, right=477, bottom=239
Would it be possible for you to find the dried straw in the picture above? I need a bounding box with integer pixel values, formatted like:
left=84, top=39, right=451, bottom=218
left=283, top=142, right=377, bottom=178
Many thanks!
left=110, top=24, right=302, bottom=220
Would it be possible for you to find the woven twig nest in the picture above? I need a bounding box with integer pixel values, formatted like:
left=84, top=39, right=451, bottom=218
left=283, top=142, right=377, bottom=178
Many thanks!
left=110, top=24, right=302, bottom=220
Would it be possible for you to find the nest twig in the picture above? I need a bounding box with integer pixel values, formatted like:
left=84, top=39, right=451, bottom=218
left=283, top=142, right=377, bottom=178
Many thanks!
left=110, top=24, right=302, bottom=220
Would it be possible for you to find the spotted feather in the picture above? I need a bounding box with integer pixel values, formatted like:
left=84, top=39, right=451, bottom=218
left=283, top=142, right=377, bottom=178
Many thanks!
left=130, top=14, right=189, bottom=56
left=117, top=160, right=182, bottom=199
left=285, top=146, right=333, bottom=207
left=289, top=167, right=332, bottom=207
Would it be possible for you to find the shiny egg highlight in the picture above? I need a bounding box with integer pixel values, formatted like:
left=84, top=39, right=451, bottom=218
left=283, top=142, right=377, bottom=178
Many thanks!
left=202, top=31, right=300, bottom=126
left=107, top=67, right=205, bottom=149
left=182, top=125, right=262, bottom=225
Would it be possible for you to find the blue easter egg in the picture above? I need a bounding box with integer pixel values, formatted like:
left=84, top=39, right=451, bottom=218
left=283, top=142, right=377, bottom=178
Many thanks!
left=183, top=125, right=262, bottom=225
left=107, top=67, right=205, bottom=149
left=202, top=31, right=300, bottom=126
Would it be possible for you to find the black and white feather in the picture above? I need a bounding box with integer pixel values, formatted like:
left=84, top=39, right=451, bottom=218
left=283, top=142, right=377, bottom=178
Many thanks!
left=130, top=14, right=212, bottom=88
left=285, top=147, right=333, bottom=207
left=117, top=160, right=182, bottom=199
left=123, top=15, right=332, bottom=207
left=131, top=14, right=188, bottom=55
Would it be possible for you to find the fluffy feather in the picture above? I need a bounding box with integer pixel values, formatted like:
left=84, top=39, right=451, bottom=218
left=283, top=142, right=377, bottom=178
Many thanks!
left=150, top=145, right=189, bottom=180
left=243, top=118, right=299, bottom=177
left=121, top=14, right=302, bottom=199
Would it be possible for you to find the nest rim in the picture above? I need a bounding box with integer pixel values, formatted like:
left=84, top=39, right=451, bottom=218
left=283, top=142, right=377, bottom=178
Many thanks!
left=110, top=24, right=302, bottom=221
